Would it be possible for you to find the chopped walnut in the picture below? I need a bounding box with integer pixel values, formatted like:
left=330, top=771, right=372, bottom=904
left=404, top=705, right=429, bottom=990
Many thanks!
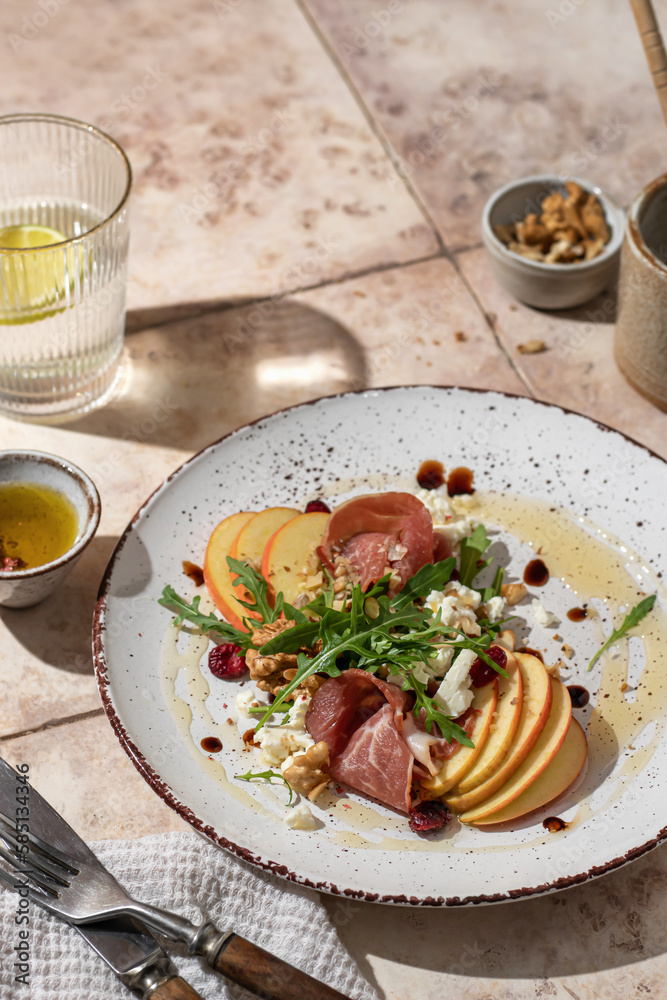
left=283, top=742, right=330, bottom=800
left=332, top=555, right=360, bottom=595
left=501, top=582, right=528, bottom=606
left=517, top=340, right=547, bottom=355
left=494, top=184, right=611, bottom=265
left=561, top=642, right=574, bottom=659
left=251, top=619, right=295, bottom=647
left=246, top=647, right=298, bottom=680
left=545, top=659, right=568, bottom=679
left=247, top=619, right=300, bottom=693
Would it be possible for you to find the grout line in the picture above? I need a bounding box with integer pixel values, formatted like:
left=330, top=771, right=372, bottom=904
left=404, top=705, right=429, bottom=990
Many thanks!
left=453, top=250, right=537, bottom=397
left=293, top=0, right=533, bottom=394
left=126, top=250, right=446, bottom=334
left=0, top=707, right=105, bottom=744
left=295, top=0, right=448, bottom=257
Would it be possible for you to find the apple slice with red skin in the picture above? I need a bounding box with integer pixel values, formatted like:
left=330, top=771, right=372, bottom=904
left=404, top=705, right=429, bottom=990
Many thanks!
left=445, top=652, right=552, bottom=813
left=230, top=507, right=300, bottom=566
left=261, top=511, right=330, bottom=605
left=452, top=650, right=523, bottom=794
left=229, top=506, right=300, bottom=614
left=204, top=511, right=255, bottom=630
left=465, top=717, right=587, bottom=826
left=420, top=679, right=498, bottom=798
left=458, top=676, right=573, bottom=823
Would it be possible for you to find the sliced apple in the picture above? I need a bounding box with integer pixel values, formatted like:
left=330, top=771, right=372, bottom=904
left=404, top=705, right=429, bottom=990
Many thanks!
left=261, top=511, right=330, bottom=605
left=452, top=650, right=524, bottom=794
left=459, top=678, right=574, bottom=823
left=230, top=507, right=300, bottom=567
left=467, top=718, right=587, bottom=826
left=203, top=511, right=255, bottom=630
left=420, top=679, right=498, bottom=798
left=445, top=652, right=552, bottom=813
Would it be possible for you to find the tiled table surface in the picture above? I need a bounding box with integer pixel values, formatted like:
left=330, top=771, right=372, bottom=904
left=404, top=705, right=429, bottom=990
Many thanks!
left=2, top=1, right=667, bottom=997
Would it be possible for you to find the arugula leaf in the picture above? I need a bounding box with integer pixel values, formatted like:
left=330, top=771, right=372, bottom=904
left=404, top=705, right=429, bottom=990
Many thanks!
left=235, top=768, right=294, bottom=804
left=459, top=525, right=492, bottom=589
left=404, top=670, right=475, bottom=747
left=392, top=558, right=456, bottom=610
left=226, top=556, right=277, bottom=623
left=587, top=595, right=657, bottom=671
left=158, top=586, right=253, bottom=649
left=478, top=566, right=505, bottom=604
left=247, top=704, right=290, bottom=714
left=255, top=595, right=432, bottom=728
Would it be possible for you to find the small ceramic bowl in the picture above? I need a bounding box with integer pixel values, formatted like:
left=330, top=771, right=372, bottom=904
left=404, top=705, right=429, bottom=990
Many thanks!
left=481, top=174, right=625, bottom=310
left=0, top=450, right=101, bottom=608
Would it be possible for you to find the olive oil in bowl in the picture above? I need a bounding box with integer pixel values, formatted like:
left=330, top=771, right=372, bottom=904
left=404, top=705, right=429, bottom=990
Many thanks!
left=0, top=481, right=79, bottom=571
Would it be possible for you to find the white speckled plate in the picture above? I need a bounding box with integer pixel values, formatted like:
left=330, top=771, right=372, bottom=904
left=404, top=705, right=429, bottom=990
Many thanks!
left=94, top=387, right=667, bottom=905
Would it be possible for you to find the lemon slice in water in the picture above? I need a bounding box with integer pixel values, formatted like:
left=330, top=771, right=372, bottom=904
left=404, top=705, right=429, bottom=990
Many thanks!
left=0, top=224, right=70, bottom=324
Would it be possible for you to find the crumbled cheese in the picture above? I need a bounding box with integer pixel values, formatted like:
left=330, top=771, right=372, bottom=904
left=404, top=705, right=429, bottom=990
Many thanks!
left=283, top=802, right=318, bottom=831
left=254, top=693, right=314, bottom=768
left=235, top=687, right=260, bottom=718
left=532, top=599, right=560, bottom=627
left=435, top=516, right=477, bottom=547
left=414, top=487, right=453, bottom=523
left=414, top=488, right=476, bottom=545
left=425, top=581, right=481, bottom=636
left=434, top=648, right=477, bottom=717
left=480, top=595, right=505, bottom=623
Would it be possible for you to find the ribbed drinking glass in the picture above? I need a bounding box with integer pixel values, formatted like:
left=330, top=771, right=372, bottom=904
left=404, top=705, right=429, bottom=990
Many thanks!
left=0, top=114, right=131, bottom=421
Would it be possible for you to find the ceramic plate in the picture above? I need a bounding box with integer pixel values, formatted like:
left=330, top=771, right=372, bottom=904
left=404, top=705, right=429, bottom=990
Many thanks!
left=94, top=387, right=667, bottom=905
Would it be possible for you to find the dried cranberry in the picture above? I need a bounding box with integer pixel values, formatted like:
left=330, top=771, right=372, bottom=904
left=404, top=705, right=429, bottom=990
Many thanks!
left=208, top=643, right=247, bottom=679
left=409, top=801, right=450, bottom=833
left=305, top=499, right=331, bottom=514
left=469, top=645, right=507, bottom=687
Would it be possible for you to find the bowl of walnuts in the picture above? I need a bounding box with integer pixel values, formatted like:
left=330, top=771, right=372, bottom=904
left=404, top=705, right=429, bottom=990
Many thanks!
left=481, top=174, right=625, bottom=310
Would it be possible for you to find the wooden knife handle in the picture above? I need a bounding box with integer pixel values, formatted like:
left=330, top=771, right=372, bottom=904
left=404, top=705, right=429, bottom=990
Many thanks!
left=147, top=976, right=205, bottom=1000
left=213, top=934, right=351, bottom=1000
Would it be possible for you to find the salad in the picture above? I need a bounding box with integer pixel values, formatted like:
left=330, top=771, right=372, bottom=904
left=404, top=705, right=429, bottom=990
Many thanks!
left=160, top=478, right=654, bottom=834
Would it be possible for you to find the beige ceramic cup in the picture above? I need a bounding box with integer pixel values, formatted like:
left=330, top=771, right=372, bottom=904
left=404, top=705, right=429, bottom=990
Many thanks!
left=615, top=174, right=667, bottom=410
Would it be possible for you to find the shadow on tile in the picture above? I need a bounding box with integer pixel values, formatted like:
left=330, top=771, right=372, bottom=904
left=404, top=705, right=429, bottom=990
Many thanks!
left=0, top=534, right=117, bottom=675
left=323, top=840, right=667, bottom=984
left=65, top=301, right=368, bottom=453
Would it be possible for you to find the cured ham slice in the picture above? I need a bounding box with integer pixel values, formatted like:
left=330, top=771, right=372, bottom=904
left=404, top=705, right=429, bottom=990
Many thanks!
left=307, top=669, right=414, bottom=813
left=318, top=492, right=443, bottom=592
left=307, top=669, right=478, bottom=813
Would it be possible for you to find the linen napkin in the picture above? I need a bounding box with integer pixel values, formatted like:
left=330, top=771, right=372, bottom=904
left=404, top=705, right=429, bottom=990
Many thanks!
left=0, top=830, right=379, bottom=1000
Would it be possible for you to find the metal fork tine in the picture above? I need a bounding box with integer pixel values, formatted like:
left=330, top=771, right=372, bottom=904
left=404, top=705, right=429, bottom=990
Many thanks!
left=0, top=844, right=62, bottom=897
left=0, top=826, right=72, bottom=887
left=0, top=809, right=79, bottom=874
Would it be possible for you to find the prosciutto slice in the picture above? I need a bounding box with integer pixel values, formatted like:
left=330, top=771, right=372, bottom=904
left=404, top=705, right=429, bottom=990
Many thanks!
left=306, top=669, right=414, bottom=813
left=318, top=492, right=447, bottom=592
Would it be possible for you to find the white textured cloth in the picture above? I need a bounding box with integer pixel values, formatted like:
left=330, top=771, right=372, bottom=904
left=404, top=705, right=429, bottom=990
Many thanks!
left=0, top=831, right=378, bottom=1000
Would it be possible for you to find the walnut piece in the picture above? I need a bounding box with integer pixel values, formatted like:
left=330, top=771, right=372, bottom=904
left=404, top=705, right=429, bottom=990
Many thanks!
left=496, top=184, right=610, bottom=265
left=501, top=582, right=528, bottom=606
left=517, top=339, right=547, bottom=355
left=283, top=742, right=330, bottom=800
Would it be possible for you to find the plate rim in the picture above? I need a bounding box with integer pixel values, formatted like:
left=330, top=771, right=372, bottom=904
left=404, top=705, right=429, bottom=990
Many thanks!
left=92, top=384, right=667, bottom=906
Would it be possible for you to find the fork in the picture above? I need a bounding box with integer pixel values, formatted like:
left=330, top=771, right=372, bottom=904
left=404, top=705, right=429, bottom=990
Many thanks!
left=0, top=807, right=350, bottom=1000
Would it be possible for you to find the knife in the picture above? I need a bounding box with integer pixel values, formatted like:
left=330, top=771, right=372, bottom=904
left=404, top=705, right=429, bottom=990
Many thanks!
left=75, top=916, right=205, bottom=999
